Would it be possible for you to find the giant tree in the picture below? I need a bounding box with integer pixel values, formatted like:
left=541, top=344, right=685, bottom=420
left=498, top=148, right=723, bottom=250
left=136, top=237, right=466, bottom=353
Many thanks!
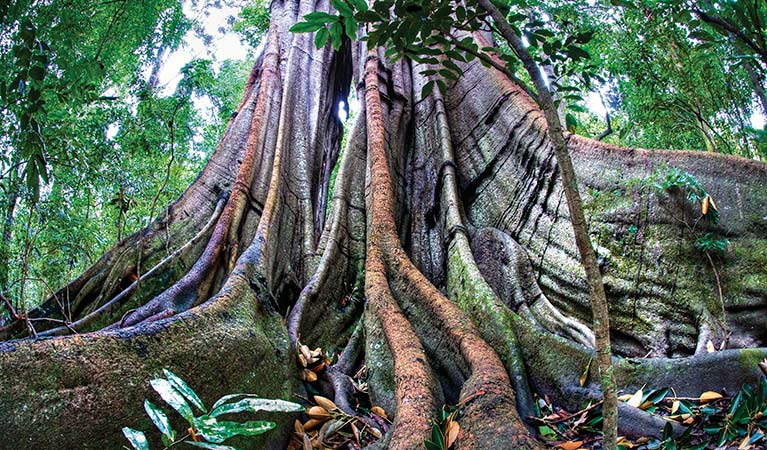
left=1, top=0, right=766, bottom=449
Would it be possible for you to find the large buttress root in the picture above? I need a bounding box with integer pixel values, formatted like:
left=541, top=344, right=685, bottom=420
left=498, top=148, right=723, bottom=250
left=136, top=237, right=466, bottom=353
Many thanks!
left=361, top=50, right=541, bottom=449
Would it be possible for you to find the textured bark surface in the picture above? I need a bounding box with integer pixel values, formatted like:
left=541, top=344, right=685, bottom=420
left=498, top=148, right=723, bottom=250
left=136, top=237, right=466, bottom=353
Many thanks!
left=2, top=0, right=767, bottom=448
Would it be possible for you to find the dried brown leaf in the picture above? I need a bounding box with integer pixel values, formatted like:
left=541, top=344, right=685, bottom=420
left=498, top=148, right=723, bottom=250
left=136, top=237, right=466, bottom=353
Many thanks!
left=446, top=420, right=460, bottom=449
left=370, top=406, right=387, bottom=420
left=698, top=391, right=723, bottom=403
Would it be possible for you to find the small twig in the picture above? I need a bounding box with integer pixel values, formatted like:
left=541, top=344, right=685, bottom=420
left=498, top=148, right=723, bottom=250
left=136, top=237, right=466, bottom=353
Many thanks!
left=0, top=291, right=21, bottom=320
left=529, top=400, right=604, bottom=426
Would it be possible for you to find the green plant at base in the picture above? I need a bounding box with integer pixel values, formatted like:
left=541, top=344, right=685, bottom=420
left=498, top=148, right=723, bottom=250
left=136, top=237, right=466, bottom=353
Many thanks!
left=695, top=232, right=729, bottom=253
left=122, top=369, right=303, bottom=450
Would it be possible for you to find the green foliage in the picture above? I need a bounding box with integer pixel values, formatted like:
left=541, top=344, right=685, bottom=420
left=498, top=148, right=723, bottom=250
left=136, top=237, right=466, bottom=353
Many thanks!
left=0, top=1, right=257, bottom=317
left=652, top=167, right=707, bottom=205
left=233, top=1, right=271, bottom=49
left=123, top=369, right=303, bottom=450
left=290, top=0, right=597, bottom=105
left=579, top=0, right=761, bottom=157
left=695, top=232, right=729, bottom=254
left=650, top=167, right=720, bottom=226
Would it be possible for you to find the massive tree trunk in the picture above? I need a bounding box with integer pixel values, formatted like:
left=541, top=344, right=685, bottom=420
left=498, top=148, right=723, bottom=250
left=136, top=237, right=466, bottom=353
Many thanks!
left=2, top=1, right=766, bottom=448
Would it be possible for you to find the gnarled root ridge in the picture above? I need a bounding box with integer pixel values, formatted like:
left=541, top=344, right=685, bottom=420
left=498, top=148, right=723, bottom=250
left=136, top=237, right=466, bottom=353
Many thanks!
left=2, top=2, right=767, bottom=449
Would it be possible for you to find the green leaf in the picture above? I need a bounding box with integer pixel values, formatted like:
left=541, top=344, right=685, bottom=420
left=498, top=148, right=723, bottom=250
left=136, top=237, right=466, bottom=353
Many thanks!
left=421, top=80, right=435, bottom=99
left=430, top=423, right=443, bottom=448
left=329, top=22, right=344, bottom=50
left=438, top=69, right=458, bottom=81
left=315, top=26, right=330, bottom=48
left=25, top=161, right=39, bottom=202
left=330, top=0, right=353, bottom=17
left=304, top=12, right=337, bottom=23
left=344, top=16, right=358, bottom=40
left=209, top=398, right=303, bottom=418
left=645, top=387, right=669, bottom=405
left=185, top=443, right=240, bottom=450
left=193, top=417, right=276, bottom=443
left=355, top=10, right=381, bottom=22
left=566, top=45, right=590, bottom=61
left=351, top=0, right=368, bottom=12
left=565, top=112, right=578, bottom=133
left=212, top=394, right=257, bottom=411
left=435, top=79, right=447, bottom=94
left=144, top=400, right=175, bottom=446
left=442, top=59, right=463, bottom=75
left=424, top=440, right=443, bottom=450
left=164, top=369, right=207, bottom=413
left=289, top=21, right=324, bottom=33
left=150, top=378, right=195, bottom=423
left=122, top=427, right=150, bottom=450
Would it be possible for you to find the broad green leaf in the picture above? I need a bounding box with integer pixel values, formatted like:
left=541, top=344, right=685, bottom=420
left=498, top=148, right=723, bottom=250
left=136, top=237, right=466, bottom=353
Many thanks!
left=435, top=79, right=447, bottom=94
left=351, top=0, right=367, bottom=11
left=438, top=69, right=458, bottom=81
left=289, top=21, right=324, bottom=33
left=194, top=416, right=276, bottom=443
left=430, top=423, right=443, bottom=448
left=209, top=398, right=303, bottom=418
left=424, top=440, right=443, bottom=450
left=150, top=378, right=195, bottom=423
left=315, top=27, right=330, bottom=49
left=144, top=400, right=175, bottom=446
left=344, top=16, right=358, bottom=40
left=421, top=80, right=435, bottom=99
left=211, top=394, right=258, bottom=411
left=565, top=113, right=578, bottom=133
left=164, top=369, right=206, bottom=413
left=122, top=427, right=150, bottom=450
left=303, top=12, right=336, bottom=23
left=330, top=0, right=353, bottom=17
left=329, top=22, right=344, bottom=51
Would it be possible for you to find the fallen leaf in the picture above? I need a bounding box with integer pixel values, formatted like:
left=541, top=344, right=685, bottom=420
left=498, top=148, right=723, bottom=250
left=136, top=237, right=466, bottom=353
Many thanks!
left=371, top=406, right=387, bottom=420
left=303, top=419, right=324, bottom=431
left=616, top=436, right=635, bottom=448
left=580, top=358, right=592, bottom=387
left=670, top=400, right=679, bottom=414
left=698, top=391, right=723, bottom=403
left=706, top=340, right=715, bottom=353
left=557, top=441, right=583, bottom=450
left=639, top=401, right=655, bottom=410
left=627, top=388, right=644, bottom=408
left=446, top=420, right=460, bottom=448
left=314, top=395, right=337, bottom=412
left=307, top=406, right=331, bottom=421
left=701, top=196, right=709, bottom=215
left=738, top=433, right=751, bottom=450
